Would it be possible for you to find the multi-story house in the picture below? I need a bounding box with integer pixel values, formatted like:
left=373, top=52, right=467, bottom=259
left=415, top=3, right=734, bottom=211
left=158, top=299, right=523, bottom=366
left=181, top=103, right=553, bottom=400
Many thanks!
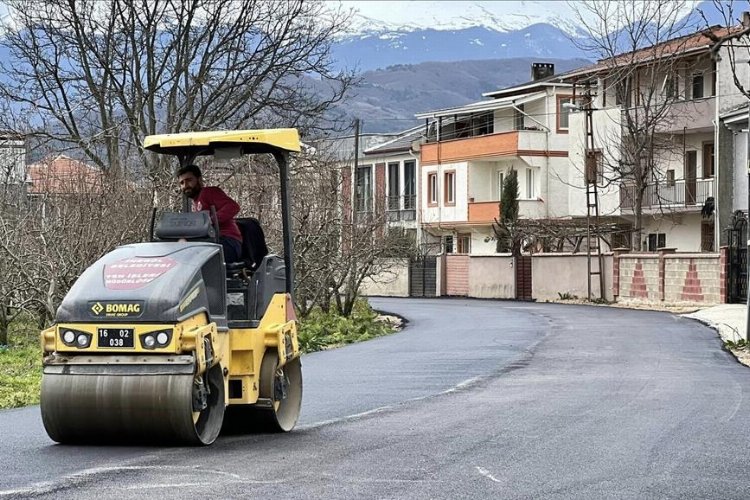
left=563, top=27, right=724, bottom=253
left=415, top=63, right=577, bottom=255
left=0, top=132, right=26, bottom=202
left=335, top=127, right=422, bottom=248
left=361, top=127, right=421, bottom=246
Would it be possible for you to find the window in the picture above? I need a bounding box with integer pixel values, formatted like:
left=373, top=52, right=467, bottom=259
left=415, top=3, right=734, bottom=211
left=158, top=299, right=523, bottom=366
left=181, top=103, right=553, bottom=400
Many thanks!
left=647, top=233, right=666, bottom=252
left=471, top=112, right=493, bottom=136
left=691, top=73, right=704, bottom=99
left=525, top=168, right=535, bottom=199
left=428, top=172, right=438, bottom=206
left=404, top=160, right=416, bottom=209
left=703, top=142, right=714, bottom=178
left=457, top=234, right=471, bottom=254
left=497, top=171, right=505, bottom=200
left=615, top=78, right=632, bottom=107
left=444, top=235, right=454, bottom=253
left=666, top=169, right=675, bottom=186
left=355, top=165, right=372, bottom=212
left=444, top=171, right=456, bottom=205
left=557, top=96, right=573, bottom=131
left=664, top=76, right=676, bottom=99
left=514, top=104, right=525, bottom=130
left=387, top=162, right=400, bottom=210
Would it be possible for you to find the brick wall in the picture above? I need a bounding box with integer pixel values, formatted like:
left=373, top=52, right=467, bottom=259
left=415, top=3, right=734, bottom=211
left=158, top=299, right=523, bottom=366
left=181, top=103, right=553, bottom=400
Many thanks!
left=616, top=251, right=724, bottom=305
left=663, top=255, right=722, bottom=304
left=445, top=254, right=470, bottom=296
left=618, top=255, right=660, bottom=301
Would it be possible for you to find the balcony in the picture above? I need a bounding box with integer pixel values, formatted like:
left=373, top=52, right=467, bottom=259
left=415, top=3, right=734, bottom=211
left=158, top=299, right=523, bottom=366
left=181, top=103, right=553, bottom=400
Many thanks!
left=468, top=201, right=501, bottom=223
left=654, top=97, right=715, bottom=134
left=620, top=178, right=714, bottom=210
left=386, top=195, right=416, bottom=222
left=421, top=131, right=519, bottom=165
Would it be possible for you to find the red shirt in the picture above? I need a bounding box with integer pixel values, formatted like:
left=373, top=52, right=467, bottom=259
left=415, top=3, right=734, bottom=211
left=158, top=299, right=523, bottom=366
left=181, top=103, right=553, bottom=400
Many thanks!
left=191, top=186, right=242, bottom=242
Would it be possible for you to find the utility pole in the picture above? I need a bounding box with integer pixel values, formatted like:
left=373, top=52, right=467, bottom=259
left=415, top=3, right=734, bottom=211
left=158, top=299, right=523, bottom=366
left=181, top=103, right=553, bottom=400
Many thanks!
left=583, top=85, right=605, bottom=301
left=352, top=118, right=360, bottom=225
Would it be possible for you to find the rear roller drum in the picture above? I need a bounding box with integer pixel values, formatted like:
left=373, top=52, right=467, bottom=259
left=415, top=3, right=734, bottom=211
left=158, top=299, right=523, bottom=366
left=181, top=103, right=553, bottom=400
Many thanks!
left=222, top=351, right=302, bottom=433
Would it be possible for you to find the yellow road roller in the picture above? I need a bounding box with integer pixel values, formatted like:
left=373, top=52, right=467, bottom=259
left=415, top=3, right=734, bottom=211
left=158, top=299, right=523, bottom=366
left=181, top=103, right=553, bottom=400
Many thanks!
left=40, top=129, right=303, bottom=445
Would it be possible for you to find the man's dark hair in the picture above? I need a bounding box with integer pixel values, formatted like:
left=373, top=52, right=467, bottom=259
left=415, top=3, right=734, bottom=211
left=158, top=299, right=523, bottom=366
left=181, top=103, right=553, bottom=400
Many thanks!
left=176, top=164, right=202, bottom=178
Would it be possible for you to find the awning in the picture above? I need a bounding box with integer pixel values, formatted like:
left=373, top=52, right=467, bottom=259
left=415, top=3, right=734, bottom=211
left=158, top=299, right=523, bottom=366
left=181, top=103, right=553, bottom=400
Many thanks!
left=415, top=92, right=547, bottom=120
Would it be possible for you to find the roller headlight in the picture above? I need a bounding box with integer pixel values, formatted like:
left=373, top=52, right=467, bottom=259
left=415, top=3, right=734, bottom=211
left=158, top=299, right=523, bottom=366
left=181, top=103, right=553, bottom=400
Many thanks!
left=139, top=329, right=173, bottom=349
left=60, top=328, right=91, bottom=348
left=156, top=332, right=169, bottom=346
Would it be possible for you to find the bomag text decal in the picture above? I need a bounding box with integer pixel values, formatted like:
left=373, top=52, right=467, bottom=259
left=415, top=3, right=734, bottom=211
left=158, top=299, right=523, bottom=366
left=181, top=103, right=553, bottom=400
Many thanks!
left=89, top=301, right=144, bottom=318
left=179, top=286, right=201, bottom=312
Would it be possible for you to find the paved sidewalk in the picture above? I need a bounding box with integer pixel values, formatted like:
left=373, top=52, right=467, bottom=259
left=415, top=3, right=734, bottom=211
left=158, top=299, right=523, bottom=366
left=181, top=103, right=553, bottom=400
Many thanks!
left=683, top=304, right=747, bottom=344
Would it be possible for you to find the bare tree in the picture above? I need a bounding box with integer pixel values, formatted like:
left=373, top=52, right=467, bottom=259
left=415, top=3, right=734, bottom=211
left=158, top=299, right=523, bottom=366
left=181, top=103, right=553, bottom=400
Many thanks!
left=0, top=0, right=355, bottom=182
left=570, top=0, right=705, bottom=250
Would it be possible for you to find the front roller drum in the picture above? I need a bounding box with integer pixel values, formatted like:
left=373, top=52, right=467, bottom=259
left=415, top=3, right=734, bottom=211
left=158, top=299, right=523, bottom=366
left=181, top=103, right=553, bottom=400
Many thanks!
left=41, top=363, right=225, bottom=445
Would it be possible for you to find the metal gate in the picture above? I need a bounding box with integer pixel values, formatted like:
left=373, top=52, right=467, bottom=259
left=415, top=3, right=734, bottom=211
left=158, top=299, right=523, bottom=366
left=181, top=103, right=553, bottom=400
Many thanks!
left=409, top=256, right=437, bottom=297
left=515, top=255, right=532, bottom=301
left=727, top=211, right=747, bottom=303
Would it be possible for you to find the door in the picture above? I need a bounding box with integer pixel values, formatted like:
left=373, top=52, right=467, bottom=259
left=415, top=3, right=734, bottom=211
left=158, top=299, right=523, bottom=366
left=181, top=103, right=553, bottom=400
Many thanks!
left=409, top=256, right=437, bottom=297
left=515, top=256, right=532, bottom=300
left=728, top=212, right=748, bottom=303
left=685, top=150, right=697, bottom=205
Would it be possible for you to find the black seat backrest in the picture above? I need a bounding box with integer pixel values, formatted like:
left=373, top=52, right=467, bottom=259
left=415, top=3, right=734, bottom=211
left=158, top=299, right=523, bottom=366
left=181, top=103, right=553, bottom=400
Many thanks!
left=236, top=217, right=269, bottom=269
left=154, top=212, right=216, bottom=241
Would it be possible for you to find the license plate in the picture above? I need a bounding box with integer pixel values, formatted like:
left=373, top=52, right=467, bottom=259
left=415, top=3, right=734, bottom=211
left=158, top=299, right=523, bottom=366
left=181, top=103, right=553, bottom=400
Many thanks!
left=98, top=328, right=134, bottom=348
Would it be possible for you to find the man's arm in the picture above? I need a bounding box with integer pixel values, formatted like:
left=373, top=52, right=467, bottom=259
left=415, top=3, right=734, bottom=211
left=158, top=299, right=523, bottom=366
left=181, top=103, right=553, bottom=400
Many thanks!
left=205, top=187, right=240, bottom=224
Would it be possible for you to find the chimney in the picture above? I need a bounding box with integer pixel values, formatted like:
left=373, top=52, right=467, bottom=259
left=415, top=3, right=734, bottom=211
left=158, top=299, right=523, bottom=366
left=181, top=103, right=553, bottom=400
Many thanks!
left=531, top=63, right=554, bottom=81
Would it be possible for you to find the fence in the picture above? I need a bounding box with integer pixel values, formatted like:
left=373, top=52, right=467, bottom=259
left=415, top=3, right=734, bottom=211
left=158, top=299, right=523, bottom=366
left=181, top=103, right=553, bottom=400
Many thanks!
left=360, top=250, right=727, bottom=306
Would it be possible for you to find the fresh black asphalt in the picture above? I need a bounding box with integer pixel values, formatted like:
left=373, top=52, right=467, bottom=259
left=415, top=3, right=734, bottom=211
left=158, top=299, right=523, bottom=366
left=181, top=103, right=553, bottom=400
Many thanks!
left=1, top=298, right=748, bottom=499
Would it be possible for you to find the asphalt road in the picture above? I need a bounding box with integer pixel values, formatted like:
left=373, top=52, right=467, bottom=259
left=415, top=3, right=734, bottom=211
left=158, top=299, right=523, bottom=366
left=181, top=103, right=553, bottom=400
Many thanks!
left=2, top=298, right=749, bottom=499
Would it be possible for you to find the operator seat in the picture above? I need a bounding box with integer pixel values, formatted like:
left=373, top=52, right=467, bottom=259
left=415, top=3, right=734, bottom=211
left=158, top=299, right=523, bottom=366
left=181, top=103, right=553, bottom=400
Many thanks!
left=226, top=217, right=269, bottom=276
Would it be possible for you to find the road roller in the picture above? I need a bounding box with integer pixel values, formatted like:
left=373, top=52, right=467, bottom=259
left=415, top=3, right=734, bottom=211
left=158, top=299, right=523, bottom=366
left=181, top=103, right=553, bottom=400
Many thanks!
left=39, top=129, right=303, bottom=445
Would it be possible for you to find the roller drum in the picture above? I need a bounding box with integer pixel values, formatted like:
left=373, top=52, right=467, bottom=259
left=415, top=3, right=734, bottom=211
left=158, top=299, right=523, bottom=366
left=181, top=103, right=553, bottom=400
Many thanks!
left=41, top=362, right=225, bottom=445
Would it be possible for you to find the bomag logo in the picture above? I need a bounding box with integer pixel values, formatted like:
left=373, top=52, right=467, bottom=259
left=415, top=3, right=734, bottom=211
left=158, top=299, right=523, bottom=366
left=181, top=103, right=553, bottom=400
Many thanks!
left=90, top=301, right=144, bottom=318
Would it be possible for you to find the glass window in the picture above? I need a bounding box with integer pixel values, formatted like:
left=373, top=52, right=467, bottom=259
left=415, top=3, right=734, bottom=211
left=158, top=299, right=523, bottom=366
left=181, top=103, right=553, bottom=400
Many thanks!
left=457, top=234, right=470, bottom=254
left=692, top=73, right=704, bottom=99
left=444, top=171, right=455, bottom=205
left=514, top=104, right=525, bottom=130
left=355, top=165, right=372, bottom=212
left=525, top=168, right=535, bottom=199
left=444, top=235, right=454, bottom=253
left=497, top=171, right=505, bottom=200
left=387, top=162, right=399, bottom=210
left=428, top=173, right=437, bottom=205
left=558, top=97, right=572, bottom=129
left=404, top=160, right=416, bottom=209
left=647, top=233, right=666, bottom=252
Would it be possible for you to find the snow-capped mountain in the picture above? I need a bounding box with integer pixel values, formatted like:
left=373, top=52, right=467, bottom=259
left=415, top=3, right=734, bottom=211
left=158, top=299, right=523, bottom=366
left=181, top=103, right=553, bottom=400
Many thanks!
left=330, top=0, right=721, bottom=72
left=332, top=23, right=588, bottom=72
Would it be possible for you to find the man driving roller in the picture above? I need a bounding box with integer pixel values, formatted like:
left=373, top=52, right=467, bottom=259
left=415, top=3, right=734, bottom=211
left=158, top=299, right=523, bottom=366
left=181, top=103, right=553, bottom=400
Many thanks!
left=176, top=164, right=242, bottom=263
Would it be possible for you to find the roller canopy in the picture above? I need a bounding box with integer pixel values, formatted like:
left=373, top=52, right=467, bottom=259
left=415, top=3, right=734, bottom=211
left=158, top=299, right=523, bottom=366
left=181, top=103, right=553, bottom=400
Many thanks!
left=143, top=128, right=301, bottom=157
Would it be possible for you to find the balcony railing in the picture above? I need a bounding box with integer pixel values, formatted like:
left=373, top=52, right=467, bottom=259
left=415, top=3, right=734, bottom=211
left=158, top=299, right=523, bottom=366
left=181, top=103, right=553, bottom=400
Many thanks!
left=386, top=195, right=416, bottom=221
left=620, top=178, right=714, bottom=209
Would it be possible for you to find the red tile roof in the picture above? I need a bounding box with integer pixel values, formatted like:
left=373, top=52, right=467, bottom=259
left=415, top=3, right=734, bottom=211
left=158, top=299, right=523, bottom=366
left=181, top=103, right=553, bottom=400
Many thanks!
left=562, top=25, right=736, bottom=79
left=26, top=155, right=104, bottom=195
